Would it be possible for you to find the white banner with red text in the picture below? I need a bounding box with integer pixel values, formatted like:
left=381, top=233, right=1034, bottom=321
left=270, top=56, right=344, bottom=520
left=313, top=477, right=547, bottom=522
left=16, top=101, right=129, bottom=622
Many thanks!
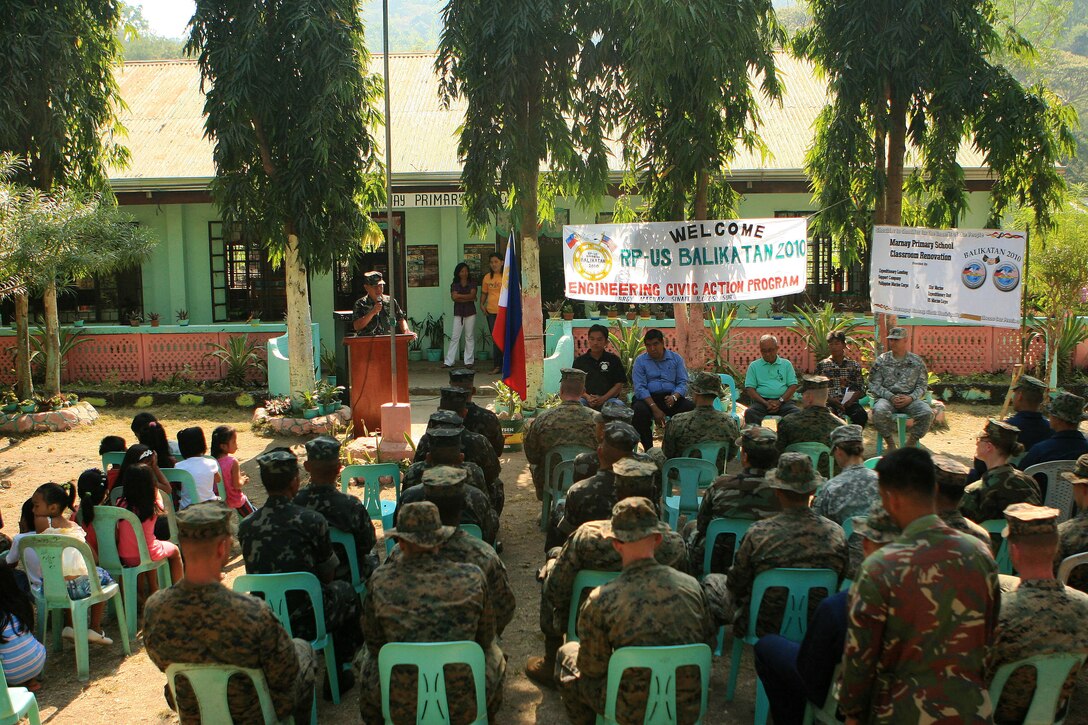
left=561, top=218, right=808, bottom=303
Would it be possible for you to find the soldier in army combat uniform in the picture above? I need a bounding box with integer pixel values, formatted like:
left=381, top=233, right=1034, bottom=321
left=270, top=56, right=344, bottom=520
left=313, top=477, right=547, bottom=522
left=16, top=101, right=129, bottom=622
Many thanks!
left=989, top=503, right=1088, bottom=725
left=776, top=375, right=846, bottom=476
left=867, top=327, right=933, bottom=449
left=145, top=502, right=317, bottom=723
left=933, top=455, right=993, bottom=552
left=524, top=368, right=598, bottom=499
left=962, top=419, right=1041, bottom=525
left=813, top=424, right=878, bottom=574
left=841, top=447, right=999, bottom=723
left=361, top=502, right=505, bottom=723
left=557, top=498, right=714, bottom=724
left=238, top=448, right=362, bottom=693
left=449, top=367, right=505, bottom=457
left=662, top=371, right=739, bottom=471
left=1058, top=454, right=1088, bottom=593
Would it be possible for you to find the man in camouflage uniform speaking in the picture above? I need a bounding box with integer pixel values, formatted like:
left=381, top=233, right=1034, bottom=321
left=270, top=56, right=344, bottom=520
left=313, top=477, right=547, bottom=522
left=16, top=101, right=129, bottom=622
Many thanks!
left=351, top=270, right=413, bottom=337
left=144, top=502, right=317, bottom=724
left=524, top=368, right=598, bottom=500
left=988, top=503, right=1088, bottom=724
left=662, top=371, right=740, bottom=471
left=361, top=501, right=505, bottom=723
left=238, top=448, right=362, bottom=695
left=557, top=497, right=714, bottom=724
left=775, top=375, right=846, bottom=476
left=841, top=447, right=999, bottom=723
left=867, top=326, right=932, bottom=449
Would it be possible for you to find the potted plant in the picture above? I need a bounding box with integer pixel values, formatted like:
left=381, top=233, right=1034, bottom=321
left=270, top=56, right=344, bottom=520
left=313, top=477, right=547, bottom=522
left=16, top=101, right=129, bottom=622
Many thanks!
left=407, top=317, right=425, bottom=361
left=18, top=399, right=35, bottom=414
left=128, top=310, right=142, bottom=327
left=320, top=344, right=338, bottom=384
left=544, top=300, right=563, bottom=320
left=73, top=317, right=84, bottom=327
left=176, top=309, right=190, bottom=327
left=477, top=327, right=491, bottom=361
left=652, top=304, right=667, bottom=320
left=1, top=390, right=17, bottom=414
left=606, top=304, right=619, bottom=319
left=625, top=304, right=638, bottom=320
left=745, top=304, right=759, bottom=320
left=770, top=298, right=787, bottom=320
left=66, top=392, right=79, bottom=406
left=149, top=312, right=160, bottom=328
left=425, top=314, right=446, bottom=362
left=314, top=380, right=345, bottom=415
left=248, top=311, right=261, bottom=326
left=639, top=304, right=651, bottom=319
left=263, top=397, right=293, bottom=417
left=299, top=389, right=321, bottom=419
left=585, top=302, right=600, bottom=320
left=561, top=302, right=575, bottom=321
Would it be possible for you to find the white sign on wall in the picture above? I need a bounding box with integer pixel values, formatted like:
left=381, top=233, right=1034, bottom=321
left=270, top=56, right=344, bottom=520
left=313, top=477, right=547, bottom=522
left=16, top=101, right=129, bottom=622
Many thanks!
left=870, top=225, right=1026, bottom=329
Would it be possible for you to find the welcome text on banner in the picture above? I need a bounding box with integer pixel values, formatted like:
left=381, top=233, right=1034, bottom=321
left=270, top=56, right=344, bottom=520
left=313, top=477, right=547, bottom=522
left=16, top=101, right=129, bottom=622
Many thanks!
left=561, top=218, right=808, bottom=303
left=870, top=225, right=1027, bottom=329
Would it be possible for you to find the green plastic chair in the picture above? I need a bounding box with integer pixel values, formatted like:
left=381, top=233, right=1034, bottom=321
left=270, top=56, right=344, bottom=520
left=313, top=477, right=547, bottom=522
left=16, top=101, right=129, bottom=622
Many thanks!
left=662, top=458, right=718, bottom=530
left=163, top=468, right=202, bottom=510
left=596, top=644, right=712, bottom=725
left=681, top=440, right=734, bottom=474
left=802, top=663, right=842, bottom=724
left=166, top=662, right=289, bottom=724
left=378, top=641, right=488, bottom=725
left=233, top=572, right=342, bottom=706
left=460, top=524, right=484, bottom=540
left=101, top=451, right=125, bottom=473
left=340, top=463, right=400, bottom=529
left=92, top=506, right=173, bottom=641
left=160, top=491, right=180, bottom=546
left=0, top=660, right=41, bottom=725
left=862, top=457, right=880, bottom=470
left=21, top=534, right=131, bottom=681
left=702, top=518, right=753, bottom=578
left=989, top=652, right=1087, bottom=725
left=875, top=414, right=909, bottom=454
left=567, top=570, right=621, bottom=642
left=541, top=445, right=594, bottom=532
left=981, top=519, right=1014, bottom=576
left=329, top=527, right=367, bottom=604
left=784, top=442, right=834, bottom=478
left=726, top=567, right=839, bottom=725
left=843, top=516, right=861, bottom=543
left=711, top=374, right=742, bottom=428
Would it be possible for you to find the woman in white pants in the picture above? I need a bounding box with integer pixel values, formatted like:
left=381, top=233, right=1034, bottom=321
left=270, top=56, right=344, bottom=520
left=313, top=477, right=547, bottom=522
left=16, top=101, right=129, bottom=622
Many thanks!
left=444, top=262, right=478, bottom=368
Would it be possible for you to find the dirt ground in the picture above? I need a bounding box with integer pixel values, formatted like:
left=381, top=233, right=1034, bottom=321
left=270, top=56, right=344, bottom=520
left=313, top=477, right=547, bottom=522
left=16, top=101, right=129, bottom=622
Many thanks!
left=1, top=399, right=1084, bottom=724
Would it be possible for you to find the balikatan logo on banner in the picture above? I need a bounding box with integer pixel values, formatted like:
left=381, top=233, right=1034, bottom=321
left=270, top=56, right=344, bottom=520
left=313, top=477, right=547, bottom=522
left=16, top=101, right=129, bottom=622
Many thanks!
left=961, top=250, right=1020, bottom=293
left=566, top=231, right=615, bottom=281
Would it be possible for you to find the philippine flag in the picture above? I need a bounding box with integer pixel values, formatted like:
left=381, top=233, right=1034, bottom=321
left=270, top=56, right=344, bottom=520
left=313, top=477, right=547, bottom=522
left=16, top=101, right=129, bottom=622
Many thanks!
left=492, top=232, right=527, bottom=400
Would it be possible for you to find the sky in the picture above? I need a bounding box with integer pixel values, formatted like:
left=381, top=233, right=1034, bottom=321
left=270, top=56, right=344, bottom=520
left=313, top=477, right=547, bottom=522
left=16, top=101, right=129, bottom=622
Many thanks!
left=132, top=0, right=195, bottom=38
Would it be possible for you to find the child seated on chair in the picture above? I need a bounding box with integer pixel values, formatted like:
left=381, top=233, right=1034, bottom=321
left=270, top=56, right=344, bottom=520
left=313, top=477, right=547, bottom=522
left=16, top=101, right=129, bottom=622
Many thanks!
left=32, top=482, right=115, bottom=646
left=211, top=425, right=255, bottom=518
left=98, top=435, right=126, bottom=492
left=118, top=466, right=183, bottom=603
left=174, top=427, right=221, bottom=509
left=0, top=561, right=44, bottom=692
left=6, top=499, right=41, bottom=594
left=73, top=469, right=108, bottom=557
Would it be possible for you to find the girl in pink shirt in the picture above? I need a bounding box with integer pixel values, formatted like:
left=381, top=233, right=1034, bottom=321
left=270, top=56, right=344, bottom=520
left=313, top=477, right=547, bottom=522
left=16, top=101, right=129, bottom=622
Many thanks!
left=211, top=425, right=255, bottom=518
left=118, top=465, right=182, bottom=602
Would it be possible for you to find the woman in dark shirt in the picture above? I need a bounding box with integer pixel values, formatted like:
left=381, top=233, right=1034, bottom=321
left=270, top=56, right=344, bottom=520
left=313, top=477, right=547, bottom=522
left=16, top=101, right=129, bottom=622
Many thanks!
left=443, top=262, right=479, bottom=368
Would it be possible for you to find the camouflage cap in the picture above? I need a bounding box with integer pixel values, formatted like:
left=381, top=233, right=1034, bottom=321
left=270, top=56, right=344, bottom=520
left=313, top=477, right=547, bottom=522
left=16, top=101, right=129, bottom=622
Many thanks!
left=765, top=451, right=823, bottom=494
left=1048, top=392, right=1087, bottom=425
left=1002, top=502, right=1060, bottom=538
left=602, top=421, right=640, bottom=452
left=428, top=427, right=463, bottom=451
left=982, top=419, right=1021, bottom=450
left=829, top=424, right=863, bottom=447
left=601, top=496, right=666, bottom=542
left=177, top=501, right=234, bottom=541
left=388, top=501, right=456, bottom=547
left=801, top=374, right=831, bottom=392
left=688, top=371, right=722, bottom=397
left=428, top=410, right=464, bottom=429
left=886, top=327, right=908, bottom=340
left=932, top=455, right=971, bottom=489
left=422, top=465, right=467, bottom=491
left=594, top=399, right=634, bottom=424
left=1060, top=453, right=1088, bottom=486
left=1014, top=375, right=1046, bottom=392
left=560, top=368, right=587, bottom=384
left=735, top=424, right=777, bottom=451
left=362, top=270, right=385, bottom=286
left=256, top=447, right=298, bottom=477
left=853, top=503, right=901, bottom=544
left=449, top=368, right=476, bottom=385
left=439, top=387, right=470, bottom=411
left=612, top=456, right=658, bottom=484
left=304, top=436, right=341, bottom=462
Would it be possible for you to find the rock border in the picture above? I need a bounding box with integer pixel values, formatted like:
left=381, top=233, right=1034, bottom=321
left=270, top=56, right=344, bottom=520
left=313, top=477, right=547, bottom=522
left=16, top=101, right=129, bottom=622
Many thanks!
left=251, top=406, right=351, bottom=437
left=0, top=401, right=99, bottom=433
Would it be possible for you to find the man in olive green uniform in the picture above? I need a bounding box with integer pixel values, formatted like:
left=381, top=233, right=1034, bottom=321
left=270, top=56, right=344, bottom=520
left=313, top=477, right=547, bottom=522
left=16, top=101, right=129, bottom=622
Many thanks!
left=524, top=368, right=598, bottom=500
left=775, top=375, right=845, bottom=476
left=685, top=425, right=782, bottom=577
left=361, top=502, right=505, bottom=723
left=1058, top=454, right=1088, bottom=593
left=841, top=447, right=999, bottom=723
left=557, top=498, right=715, bottom=725
left=961, top=419, right=1041, bottom=525
left=989, top=503, right=1088, bottom=724
left=723, top=453, right=847, bottom=637
left=449, top=368, right=505, bottom=461
left=662, top=371, right=739, bottom=471
left=933, top=454, right=993, bottom=552
left=144, top=502, right=317, bottom=724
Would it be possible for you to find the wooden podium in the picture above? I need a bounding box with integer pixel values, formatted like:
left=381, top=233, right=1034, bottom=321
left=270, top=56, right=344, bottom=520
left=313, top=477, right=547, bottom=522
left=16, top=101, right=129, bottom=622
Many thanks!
left=344, top=334, right=411, bottom=436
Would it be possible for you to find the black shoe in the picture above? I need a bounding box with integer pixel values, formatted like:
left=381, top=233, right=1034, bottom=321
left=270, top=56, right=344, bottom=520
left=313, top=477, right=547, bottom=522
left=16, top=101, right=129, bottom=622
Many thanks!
left=324, top=670, right=355, bottom=701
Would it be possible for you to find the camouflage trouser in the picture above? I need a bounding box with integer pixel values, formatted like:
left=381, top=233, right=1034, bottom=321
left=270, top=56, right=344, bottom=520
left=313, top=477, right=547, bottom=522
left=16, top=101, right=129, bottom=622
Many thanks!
left=557, top=641, right=600, bottom=725
left=872, top=398, right=933, bottom=440
left=291, top=580, right=363, bottom=670
left=291, top=638, right=318, bottom=724
left=538, top=550, right=565, bottom=639
left=701, top=573, right=733, bottom=628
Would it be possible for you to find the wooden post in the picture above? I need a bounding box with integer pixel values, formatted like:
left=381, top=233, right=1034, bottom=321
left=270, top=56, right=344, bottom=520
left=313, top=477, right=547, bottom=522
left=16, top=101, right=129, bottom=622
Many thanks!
left=998, top=364, right=1023, bottom=420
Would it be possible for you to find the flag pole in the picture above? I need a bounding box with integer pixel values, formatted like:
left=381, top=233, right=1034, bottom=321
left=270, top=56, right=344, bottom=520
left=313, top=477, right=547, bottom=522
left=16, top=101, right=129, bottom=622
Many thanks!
left=381, top=0, right=398, bottom=404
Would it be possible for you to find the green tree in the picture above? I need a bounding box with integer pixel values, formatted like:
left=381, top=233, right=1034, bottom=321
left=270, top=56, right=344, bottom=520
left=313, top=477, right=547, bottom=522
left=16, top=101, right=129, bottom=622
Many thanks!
left=0, top=1, right=129, bottom=400
left=187, top=0, right=385, bottom=399
left=796, top=0, right=1076, bottom=259
left=117, top=3, right=186, bottom=61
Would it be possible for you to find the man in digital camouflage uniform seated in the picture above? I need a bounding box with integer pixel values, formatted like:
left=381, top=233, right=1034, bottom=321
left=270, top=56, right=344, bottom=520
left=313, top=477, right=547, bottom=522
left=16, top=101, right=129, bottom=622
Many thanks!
left=662, top=371, right=739, bottom=471
left=867, top=326, right=932, bottom=450
left=570, top=399, right=636, bottom=482
left=523, top=367, right=598, bottom=500
left=775, top=374, right=846, bottom=476
left=812, top=424, right=879, bottom=576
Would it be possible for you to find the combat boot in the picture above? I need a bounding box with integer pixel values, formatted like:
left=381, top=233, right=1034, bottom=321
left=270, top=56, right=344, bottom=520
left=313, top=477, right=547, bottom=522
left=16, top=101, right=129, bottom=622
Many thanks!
left=525, top=635, right=562, bottom=688
left=905, top=434, right=921, bottom=448
left=882, top=435, right=898, bottom=451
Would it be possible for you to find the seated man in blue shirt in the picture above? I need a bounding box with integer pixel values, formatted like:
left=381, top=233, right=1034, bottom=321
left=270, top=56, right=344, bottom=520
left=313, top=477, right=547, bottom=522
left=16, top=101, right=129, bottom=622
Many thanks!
left=743, top=334, right=801, bottom=425
left=1016, top=392, right=1088, bottom=492
left=631, top=329, right=695, bottom=451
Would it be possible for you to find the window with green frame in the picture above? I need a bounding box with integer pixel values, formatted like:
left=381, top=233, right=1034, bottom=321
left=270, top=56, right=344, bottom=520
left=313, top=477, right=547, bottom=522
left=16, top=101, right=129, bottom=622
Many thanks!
left=208, top=222, right=288, bottom=322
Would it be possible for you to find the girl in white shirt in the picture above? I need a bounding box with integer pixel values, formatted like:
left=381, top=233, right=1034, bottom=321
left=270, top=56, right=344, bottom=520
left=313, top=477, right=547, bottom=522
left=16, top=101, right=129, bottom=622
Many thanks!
left=174, top=427, right=222, bottom=509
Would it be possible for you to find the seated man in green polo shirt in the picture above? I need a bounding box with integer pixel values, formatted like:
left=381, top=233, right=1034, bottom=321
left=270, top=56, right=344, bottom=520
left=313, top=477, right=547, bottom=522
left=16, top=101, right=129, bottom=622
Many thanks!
left=743, top=334, right=801, bottom=425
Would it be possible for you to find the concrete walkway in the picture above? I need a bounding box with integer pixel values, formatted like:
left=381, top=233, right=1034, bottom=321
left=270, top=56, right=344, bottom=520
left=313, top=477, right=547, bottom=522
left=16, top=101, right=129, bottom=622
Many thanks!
left=406, top=359, right=503, bottom=397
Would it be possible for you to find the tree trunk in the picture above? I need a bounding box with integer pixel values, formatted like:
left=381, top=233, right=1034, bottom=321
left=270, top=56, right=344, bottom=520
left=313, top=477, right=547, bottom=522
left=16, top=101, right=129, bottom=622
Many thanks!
left=284, top=233, right=316, bottom=400
left=13, top=293, right=32, bottom=401
left=879, top=88, right=908, bottom=348
left=42, top=280, right=61, bottom=395
left=674, top=169, right=710, bottom=365
left=520, top=168, right=544, bottom=406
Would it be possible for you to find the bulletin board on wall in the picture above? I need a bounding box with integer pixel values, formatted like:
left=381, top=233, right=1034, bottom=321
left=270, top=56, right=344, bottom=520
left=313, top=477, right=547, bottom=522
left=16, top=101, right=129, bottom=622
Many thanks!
left=407, top=245, right=440, bottom=287
left=463, top=243, right=497, bottom=279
